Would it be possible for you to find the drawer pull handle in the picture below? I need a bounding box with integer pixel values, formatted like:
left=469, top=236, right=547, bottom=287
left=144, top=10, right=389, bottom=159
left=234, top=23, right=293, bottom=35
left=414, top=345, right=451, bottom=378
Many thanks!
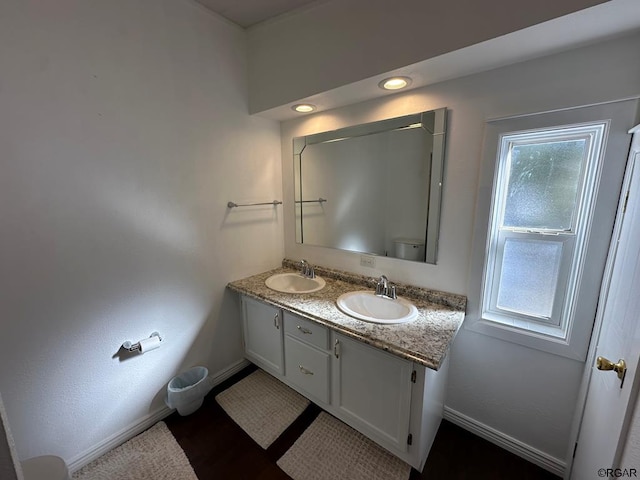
left=297, top=325, right=312, bottom=335
left=334, top=339, right=340, bottom=359
left=274, top=313, right=280, bottom=329
left=299, top=365, right=314, bottom=375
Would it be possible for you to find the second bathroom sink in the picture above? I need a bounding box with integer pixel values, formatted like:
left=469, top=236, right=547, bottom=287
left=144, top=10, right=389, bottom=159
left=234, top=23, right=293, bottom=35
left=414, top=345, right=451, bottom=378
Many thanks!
left=265, top=272, right=326, bottom=294
left=336, top=290, right=418, bottom=324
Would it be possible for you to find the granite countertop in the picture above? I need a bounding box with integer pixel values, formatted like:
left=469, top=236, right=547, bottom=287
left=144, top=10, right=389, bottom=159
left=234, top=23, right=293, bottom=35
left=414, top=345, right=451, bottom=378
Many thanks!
left=227, top=261, right=467, bottom=371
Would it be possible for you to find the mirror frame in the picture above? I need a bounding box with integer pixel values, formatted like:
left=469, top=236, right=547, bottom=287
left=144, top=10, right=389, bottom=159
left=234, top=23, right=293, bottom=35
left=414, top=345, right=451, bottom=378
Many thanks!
left=293, top=108, right=447, bottom=263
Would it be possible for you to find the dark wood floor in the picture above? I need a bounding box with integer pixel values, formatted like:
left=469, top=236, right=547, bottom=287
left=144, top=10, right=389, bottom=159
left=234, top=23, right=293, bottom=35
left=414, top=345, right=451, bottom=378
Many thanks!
left=165, top=365, right=560, bottom=480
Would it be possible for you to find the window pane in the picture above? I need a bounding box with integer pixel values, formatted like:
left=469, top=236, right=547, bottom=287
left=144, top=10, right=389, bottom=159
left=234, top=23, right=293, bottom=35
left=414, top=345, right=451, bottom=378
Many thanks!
left=496, top=238, right=563, bottom=319
left=503, top=139, right=587, bottom=230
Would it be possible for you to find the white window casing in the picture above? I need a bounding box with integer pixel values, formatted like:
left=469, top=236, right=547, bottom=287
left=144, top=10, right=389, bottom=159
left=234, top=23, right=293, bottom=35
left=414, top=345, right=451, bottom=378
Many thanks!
left=466, top=100, right=639, bottom=360
left=482, top=124, right=606, bottom=337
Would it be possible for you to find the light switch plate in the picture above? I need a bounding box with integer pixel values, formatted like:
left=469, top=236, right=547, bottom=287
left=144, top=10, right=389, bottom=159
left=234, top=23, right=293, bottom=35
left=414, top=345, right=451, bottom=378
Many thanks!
left=360, top=255, right=376, bottom=268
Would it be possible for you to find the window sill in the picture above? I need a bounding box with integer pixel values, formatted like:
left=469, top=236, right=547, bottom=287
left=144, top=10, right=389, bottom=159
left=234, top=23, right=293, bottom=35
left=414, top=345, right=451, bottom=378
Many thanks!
left=464, top=314, right=585, bottom=361
left=482, top=311, right=565, bottom=338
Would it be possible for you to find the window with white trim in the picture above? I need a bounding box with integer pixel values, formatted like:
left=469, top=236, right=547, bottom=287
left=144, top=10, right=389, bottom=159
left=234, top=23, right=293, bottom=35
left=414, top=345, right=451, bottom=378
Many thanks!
left=482, top=123, right=606, bottom=338
left=467, top=101, right=637, bottom=360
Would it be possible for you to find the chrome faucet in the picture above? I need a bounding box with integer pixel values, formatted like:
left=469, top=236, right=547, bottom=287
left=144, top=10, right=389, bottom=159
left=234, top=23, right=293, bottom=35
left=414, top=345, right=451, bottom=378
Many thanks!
left=375, top=275, right=397, bottom=299
left=375, top=275, right=388, bottom=296
left=300, top=259, right=316, bottom=278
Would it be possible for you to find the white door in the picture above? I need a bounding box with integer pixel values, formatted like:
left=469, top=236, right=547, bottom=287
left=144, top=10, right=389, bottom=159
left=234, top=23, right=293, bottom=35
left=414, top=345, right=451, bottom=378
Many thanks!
left=571, top=128, right=640, bottom=479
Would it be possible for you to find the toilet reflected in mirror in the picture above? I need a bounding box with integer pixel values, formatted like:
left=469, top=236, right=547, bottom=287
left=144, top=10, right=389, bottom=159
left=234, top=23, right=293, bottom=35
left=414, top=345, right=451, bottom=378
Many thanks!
left=394, top=238, right=425, bottom=262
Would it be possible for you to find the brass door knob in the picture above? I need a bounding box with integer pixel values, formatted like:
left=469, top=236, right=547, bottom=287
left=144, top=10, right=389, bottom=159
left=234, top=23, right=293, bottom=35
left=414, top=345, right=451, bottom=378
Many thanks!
left=596, top=356, right=627, bottom=380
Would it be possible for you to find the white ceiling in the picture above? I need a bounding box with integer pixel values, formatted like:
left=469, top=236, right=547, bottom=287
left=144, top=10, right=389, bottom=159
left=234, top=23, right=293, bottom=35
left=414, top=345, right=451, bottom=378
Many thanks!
left=195, top=0, right=325, bottom=28
left=195, top=0, right=640, bottom=120
left=255, top=0, right=640, bottom=120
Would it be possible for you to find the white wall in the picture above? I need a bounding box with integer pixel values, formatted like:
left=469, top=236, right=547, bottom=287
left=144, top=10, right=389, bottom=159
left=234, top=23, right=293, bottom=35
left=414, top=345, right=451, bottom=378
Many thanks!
left=0, top=0, right=282, bottom=466
left=282, top=32, right=640, bottom=466
left=247, top=0, right=606, bottom=113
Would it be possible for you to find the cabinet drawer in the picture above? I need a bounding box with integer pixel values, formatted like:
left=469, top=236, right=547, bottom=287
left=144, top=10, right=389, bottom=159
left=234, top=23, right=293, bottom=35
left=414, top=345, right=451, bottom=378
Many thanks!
left=284, top=312, right=329, bottom=350
left=285, top=335, right=330, bottom=404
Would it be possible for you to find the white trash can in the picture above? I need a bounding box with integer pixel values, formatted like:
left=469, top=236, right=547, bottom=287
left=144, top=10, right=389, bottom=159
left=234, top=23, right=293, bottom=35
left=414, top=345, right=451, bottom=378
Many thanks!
left=166, top=366, right=210, bottom=416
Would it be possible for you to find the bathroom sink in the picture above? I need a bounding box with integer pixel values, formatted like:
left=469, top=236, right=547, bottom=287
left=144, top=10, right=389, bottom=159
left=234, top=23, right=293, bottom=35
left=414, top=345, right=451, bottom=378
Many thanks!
left=265, top=272, right=326, bottom=294
left=336, top=290, right=418, bottom=324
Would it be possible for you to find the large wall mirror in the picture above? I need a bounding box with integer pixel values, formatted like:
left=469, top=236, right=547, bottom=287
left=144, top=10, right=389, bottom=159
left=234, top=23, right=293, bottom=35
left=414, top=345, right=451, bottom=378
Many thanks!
left=293, top=108, right=447, bottom=264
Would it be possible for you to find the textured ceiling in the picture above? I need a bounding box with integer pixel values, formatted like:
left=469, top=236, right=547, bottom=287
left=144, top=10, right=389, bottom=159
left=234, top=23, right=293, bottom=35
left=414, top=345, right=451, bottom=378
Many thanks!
left=195, top=0, right=323, bottom=28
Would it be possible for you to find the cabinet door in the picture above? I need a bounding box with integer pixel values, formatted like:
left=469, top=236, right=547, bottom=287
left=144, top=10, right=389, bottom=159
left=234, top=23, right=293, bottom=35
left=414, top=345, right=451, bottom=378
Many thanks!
left=332, top=333, right=413, bottom=452
left=242, top=296, right=283, bottom=375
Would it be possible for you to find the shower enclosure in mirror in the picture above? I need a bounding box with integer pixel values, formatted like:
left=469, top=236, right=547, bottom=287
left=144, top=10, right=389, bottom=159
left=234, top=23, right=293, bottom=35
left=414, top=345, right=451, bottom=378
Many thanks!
left=293, top=108, right=447, bottom=264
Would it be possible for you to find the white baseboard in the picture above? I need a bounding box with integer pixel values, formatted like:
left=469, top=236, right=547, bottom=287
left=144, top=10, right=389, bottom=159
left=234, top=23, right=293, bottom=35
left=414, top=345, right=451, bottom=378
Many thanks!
left=207, top=358, right=250, bottom=388
left=67, top=358, right=251, bottom=473
left=443, top=406, right=566, bottom=477
left=67, top=406, right=172, bottom=473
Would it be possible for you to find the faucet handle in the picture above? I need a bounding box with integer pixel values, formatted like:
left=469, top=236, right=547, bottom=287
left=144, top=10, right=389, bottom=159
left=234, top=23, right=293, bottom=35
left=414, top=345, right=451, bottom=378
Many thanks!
left=375, top=275, right=388, bottom=296
left=375, top=275, right=396, bottom=299
left=300, top=259, right=315, bottom=278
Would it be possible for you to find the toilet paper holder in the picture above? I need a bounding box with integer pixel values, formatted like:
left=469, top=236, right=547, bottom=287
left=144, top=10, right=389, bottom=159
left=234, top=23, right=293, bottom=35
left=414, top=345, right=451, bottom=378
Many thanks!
left=122, top=332, right=162, bottom=352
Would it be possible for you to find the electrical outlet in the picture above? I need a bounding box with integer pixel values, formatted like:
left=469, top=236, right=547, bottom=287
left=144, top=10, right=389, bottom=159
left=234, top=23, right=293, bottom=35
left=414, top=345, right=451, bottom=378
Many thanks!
left=360, top=255, right=376, bottom=268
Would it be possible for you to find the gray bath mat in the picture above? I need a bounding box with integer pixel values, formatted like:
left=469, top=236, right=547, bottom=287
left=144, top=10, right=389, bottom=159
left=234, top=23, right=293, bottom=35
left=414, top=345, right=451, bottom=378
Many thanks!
left=215, top=369, right=310, bottom=448
left=72, top=422, right=197, bottom=480
left=277, top=412, right=412, bottom=480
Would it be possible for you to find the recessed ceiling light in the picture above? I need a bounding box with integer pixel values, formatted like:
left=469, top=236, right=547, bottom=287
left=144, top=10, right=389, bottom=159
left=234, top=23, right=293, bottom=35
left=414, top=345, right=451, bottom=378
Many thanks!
left=378, top=76, right=412, bottom=91
left=292, top=104, right=316, bottom=113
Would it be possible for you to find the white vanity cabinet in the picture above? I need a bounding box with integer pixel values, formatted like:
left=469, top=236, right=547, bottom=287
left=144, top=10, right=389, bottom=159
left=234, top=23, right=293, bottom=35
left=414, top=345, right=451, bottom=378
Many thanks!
left=239, top=295, right=448, bottom=470
left=331, top=332, right=413, bottom=453
left=241, top=296, right=284, bottom=376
